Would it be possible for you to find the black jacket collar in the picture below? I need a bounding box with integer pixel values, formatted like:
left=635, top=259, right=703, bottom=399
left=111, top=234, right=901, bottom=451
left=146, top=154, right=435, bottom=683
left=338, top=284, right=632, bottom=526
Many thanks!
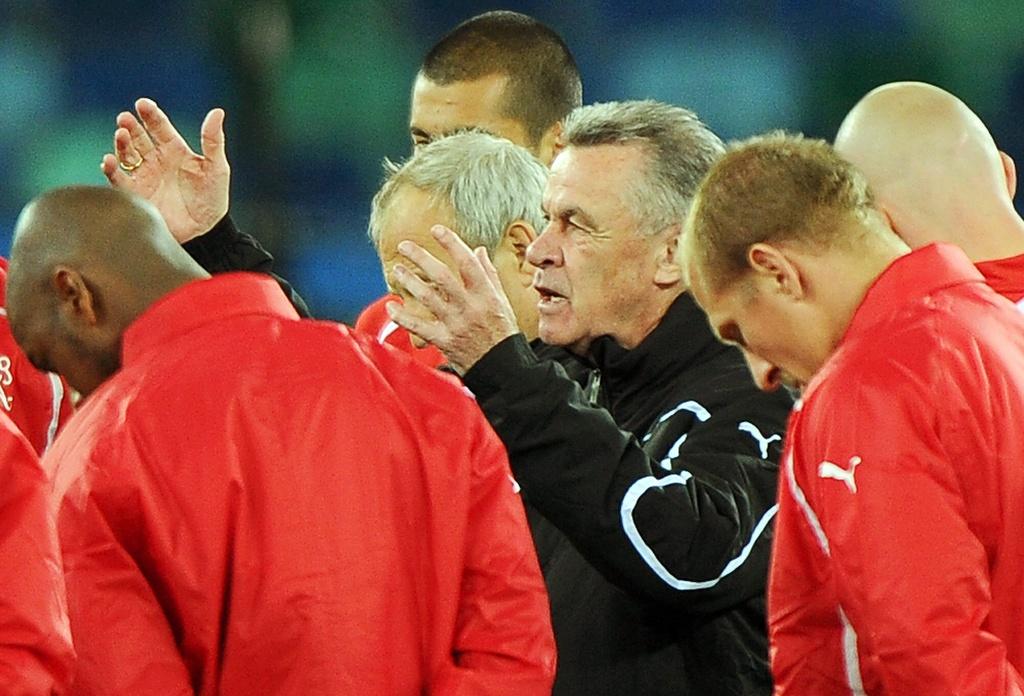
left=587, top=292, right=731, bottom=430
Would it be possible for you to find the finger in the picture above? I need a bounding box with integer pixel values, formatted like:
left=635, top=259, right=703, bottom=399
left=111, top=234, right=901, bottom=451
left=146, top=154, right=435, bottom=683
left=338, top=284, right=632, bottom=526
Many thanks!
left=100, top=154, right=133, bottom=188
left=115, top=111, right=156, bottom=158
left=199, top=108, right=229, bottom=167
left=474, top=246, right=504, bottom=291
left=114, top=128, right=144, bottom=169
left=432, top=225, right=490, bottom=290
left=135, top=97, right=188, bottom=150
left=385, top=301, right=444, bottom=347
left=396, top=240, right=461, bottom=297
left=391, top=264, right=450, bottom=317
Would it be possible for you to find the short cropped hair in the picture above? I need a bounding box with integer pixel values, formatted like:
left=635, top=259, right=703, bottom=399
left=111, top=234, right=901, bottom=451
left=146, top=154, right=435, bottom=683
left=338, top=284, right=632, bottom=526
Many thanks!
left=686, top=132, right=878, bottom=287
left=369, top=131, right=548, bottom=252
left=562, top=100, right=725, bottom=235
left=420, top=11, right=582, bottom=146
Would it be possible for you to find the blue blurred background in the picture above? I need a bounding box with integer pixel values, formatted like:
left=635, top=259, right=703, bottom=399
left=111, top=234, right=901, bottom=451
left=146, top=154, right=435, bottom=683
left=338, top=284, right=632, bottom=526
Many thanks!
left=1, top=0, right=1022, bottom=321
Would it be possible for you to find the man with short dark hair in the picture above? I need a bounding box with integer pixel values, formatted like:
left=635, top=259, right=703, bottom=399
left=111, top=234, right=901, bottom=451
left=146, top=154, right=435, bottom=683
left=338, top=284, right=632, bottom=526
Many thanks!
left=684, top=133, right=1024, bottom=694
left=390, top=100, right=793, bottom=695
left=411, top=10, right=582, bottom=161
left=360, top=9, right=582, bottom=360
left=9, top=185, right=556, bottom=695
left=100, top=11, right=582, bottom=364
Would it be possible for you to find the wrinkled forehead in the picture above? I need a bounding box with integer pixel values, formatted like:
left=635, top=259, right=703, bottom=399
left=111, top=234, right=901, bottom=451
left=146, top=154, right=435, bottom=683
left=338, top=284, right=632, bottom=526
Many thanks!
left=544, top=144, right=643, bottom=217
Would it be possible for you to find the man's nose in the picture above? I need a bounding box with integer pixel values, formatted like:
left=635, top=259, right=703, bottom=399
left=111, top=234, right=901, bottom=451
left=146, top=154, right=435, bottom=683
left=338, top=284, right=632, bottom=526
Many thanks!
left=744, top=351, right=782, bottom=392
left=526, top=225, right=561, bottom=267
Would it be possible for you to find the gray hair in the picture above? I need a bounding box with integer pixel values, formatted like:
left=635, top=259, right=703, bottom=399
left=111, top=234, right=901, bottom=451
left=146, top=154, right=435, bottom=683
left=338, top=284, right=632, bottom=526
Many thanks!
left=562, top=100, right=725, bottom=234
left=369, top=131, right=548, bottom=252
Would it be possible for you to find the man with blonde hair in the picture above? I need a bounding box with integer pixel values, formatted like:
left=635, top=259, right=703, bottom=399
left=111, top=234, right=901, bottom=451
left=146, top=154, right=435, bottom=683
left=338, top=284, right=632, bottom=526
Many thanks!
left=684, top=132, right=1024, bottom=694
left=835, top=81, right=1024, bottom=305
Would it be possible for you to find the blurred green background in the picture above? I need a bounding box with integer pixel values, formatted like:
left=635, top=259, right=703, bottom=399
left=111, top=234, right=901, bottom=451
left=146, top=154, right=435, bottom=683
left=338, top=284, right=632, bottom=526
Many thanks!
left=1, top=0, right=1022, bottom=320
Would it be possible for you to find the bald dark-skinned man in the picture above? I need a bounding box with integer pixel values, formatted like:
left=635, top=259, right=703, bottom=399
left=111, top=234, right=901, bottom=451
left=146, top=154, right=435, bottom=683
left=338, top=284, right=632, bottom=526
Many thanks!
left=836, top=81, right=1024, bottom=306
left=8, top=186, right=555, bottom=695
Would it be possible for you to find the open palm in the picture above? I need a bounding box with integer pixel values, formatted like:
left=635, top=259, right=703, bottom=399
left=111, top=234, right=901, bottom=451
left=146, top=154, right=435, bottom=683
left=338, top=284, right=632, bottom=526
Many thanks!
left=101, top=98, right=230, bottom=243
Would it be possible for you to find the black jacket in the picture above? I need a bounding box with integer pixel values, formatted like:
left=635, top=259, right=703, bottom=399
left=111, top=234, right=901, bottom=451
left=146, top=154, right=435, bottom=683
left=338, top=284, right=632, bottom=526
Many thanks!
left=183, top=215, right=311, bottom=317
left=463, top=292, right=794, bottom=695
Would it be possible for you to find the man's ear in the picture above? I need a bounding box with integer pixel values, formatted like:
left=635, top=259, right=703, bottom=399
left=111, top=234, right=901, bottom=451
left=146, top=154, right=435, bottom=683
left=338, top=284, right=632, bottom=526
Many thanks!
left=747, top=243, right=805, bottom=300
left=502, top=221, right=538, bottom=283
left=1000, top=151, right=1017, bottom=200
left=537, top=121, right=564, bottom=166
left=654, top=227, right=684, bottom=286
left=52, top=266, right=100, bottom=326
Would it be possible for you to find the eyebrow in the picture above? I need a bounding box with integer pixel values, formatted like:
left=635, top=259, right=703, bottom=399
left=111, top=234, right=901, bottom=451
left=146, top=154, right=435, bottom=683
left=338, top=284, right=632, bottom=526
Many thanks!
left=410, top=125, right=502, bottom=142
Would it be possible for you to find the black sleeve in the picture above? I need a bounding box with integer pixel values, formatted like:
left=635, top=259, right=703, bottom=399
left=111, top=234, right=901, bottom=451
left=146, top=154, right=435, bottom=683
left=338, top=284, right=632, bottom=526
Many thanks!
left=183, top=215, right=312, bottom=318
left=463, top=333, right=788, bottom=613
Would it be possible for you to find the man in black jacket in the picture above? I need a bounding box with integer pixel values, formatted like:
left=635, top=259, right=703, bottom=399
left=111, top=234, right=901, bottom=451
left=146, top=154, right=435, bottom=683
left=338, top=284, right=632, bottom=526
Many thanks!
left=389, top=100, right=794, bottom=695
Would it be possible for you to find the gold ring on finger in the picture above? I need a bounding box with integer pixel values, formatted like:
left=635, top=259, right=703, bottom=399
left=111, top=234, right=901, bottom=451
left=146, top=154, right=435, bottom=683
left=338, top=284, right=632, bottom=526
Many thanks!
left=119, top=156, right=143, bottom=172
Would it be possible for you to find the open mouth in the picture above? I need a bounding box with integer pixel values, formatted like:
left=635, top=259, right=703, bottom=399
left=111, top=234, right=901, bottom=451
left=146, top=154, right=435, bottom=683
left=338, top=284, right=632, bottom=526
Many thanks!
left=536, top=286, right=568, bottom=309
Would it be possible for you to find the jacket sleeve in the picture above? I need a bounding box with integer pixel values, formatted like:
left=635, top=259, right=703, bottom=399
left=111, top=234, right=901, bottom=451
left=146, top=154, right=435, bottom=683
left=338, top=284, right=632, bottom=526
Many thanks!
left=802, top=367, right=1024, bottom=694
left=57, top=458, right=194, bottom=695
left=0, top=418, right=75, bottom=695
left=462, top=334, right=787, bottom=613
left=435, top=409, right=556, bottom=696
left=182, top=215, right=312, bottom=317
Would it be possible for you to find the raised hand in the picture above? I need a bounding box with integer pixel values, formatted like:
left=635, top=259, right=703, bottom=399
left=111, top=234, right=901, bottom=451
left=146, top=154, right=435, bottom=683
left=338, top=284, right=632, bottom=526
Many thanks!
left=388, top=225, right=520, bottom=375
left=101, top=98, right=230, bottom=243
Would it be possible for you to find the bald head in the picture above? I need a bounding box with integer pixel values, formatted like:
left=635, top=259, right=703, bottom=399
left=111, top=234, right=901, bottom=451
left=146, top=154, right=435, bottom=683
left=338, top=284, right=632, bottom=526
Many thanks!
left=8, top=186, right=208, bottom=396
left=835, top=81, right=1024, bottom=261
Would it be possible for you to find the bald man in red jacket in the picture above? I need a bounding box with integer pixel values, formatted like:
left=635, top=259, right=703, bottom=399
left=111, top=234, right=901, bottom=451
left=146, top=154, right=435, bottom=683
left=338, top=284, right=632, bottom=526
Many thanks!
left=7, top=186, right=555, bottom=696
left=835, top=81, right=1024, bottom=308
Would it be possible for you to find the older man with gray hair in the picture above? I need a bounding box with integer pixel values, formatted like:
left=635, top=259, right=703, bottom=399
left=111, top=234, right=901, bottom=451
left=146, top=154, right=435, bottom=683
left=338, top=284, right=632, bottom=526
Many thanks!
left=370, top=130, right=548, bottom=349
left=389, top=100, right=794, bottom=695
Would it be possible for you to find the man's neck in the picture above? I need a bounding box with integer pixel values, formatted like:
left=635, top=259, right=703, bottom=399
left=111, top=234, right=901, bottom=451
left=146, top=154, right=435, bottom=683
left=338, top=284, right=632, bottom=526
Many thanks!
left=819, top=236, right=909, bottom=363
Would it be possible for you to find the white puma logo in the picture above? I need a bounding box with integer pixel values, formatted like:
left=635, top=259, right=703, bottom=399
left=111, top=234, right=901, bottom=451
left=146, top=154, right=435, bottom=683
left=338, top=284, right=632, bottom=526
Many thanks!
left=738, top=421, right=781, bottom=459
left=818, top=456, right=862, bottom=493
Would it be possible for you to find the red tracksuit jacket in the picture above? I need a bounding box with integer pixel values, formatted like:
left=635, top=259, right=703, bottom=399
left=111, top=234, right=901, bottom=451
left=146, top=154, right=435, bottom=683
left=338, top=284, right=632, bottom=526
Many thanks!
left=0, top=410, right=74, bottom=694
left=355, top=294, right=446, bottom=367
left=45, top=273, right=555, bottom=695
left=769, top=244, right=1024, bottom=695
left=0, top=259, right=73, bottom=454
left=976, top=250, right=1024, bottom=306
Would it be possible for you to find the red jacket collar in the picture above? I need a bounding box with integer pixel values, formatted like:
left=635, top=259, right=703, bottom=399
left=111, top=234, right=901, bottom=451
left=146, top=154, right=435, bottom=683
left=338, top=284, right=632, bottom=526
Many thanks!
left=122, top=273, right=299, bottom=366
